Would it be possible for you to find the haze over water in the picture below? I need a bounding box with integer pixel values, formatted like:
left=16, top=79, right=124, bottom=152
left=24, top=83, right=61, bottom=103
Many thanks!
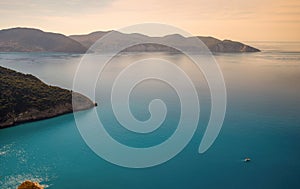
left=0, top=42, right=300, bottom=188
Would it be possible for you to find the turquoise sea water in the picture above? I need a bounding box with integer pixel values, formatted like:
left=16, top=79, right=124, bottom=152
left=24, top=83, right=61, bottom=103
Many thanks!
left=0, top=42, right=300, bottom=188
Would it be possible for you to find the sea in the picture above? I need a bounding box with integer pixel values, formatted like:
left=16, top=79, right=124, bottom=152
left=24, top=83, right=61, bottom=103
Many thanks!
left=0, top=42, right=300, bottom=189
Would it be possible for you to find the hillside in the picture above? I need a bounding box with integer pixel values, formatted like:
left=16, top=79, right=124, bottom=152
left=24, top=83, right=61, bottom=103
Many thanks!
left=0, top=28, right=87, bottom=53
left=0, top=66, right=95, bottom=128
left=0, top=27, right=260, bottom=53
left=70, top=31, right=260, bottom=53
left=0, top=27, right=259, bottom=53
left=69, top=31, right=111, bottom=49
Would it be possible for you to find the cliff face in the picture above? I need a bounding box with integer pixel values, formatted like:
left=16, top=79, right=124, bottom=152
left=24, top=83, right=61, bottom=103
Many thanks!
left=0, top=28, right=87, bottom=53
left=0, top=66, right=94, bottom=128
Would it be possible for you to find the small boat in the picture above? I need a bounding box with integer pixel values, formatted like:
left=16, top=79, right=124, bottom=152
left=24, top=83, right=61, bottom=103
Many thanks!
left=244, top=157, right=251, bottom=162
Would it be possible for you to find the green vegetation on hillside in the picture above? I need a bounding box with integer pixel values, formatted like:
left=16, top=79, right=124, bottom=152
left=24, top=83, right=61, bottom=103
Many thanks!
left=0, top=66, right=94, bottom=128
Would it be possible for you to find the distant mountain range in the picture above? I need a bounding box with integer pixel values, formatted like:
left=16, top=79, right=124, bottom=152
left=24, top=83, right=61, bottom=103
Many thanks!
left=0, top=27, right=260, bottom=53
left=70, top=31, right=260, bottom=53
left=0, top=28, right=87, bottom=53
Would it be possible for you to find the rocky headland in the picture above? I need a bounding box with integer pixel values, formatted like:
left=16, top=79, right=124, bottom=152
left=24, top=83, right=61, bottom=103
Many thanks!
left=0, top=66, right=95, bottom=129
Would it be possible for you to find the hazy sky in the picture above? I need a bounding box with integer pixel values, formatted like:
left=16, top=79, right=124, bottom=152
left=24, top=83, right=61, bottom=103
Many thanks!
left=0, top=0, right=299, bottom=41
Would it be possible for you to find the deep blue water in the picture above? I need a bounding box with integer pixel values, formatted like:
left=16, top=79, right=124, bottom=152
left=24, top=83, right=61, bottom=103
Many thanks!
left=1, top=42, right=300, bottom=188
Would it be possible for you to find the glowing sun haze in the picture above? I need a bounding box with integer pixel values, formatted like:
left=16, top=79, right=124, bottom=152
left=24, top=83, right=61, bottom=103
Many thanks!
left=0, top=0, right=299, bottom=41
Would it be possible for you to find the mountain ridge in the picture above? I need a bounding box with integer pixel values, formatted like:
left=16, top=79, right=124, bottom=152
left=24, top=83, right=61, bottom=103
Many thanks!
left=69, top=31, right=260, bottom=53
left=0, top=27, right=260, bottom=53
left=0, top=27, right=87, bottom=53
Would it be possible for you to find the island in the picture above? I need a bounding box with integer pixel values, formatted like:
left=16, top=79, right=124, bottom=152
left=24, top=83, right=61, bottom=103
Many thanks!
left=0, top=27, right=259, bottom=53
left=0, top=66, right=95, bottom=129
left=0, top=28, right=87, bottom=53
left=70, top=31, right=260, bottom=53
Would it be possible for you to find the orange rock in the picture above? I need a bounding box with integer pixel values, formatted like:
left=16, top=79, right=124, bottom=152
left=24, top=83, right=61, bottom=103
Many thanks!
left=18, top=180, right=44, bottom=189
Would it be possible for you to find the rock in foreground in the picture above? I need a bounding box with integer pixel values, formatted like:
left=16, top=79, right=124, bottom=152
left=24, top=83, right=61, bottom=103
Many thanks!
left=18, top=180, right=44, bottom=189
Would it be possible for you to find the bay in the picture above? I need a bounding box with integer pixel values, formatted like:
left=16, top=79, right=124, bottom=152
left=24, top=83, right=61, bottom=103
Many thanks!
left=0, top=42, right=300, bottom=188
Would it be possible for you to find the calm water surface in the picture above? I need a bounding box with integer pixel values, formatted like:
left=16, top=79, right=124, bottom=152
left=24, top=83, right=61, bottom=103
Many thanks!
left=0, top=42, right=300, bottom=188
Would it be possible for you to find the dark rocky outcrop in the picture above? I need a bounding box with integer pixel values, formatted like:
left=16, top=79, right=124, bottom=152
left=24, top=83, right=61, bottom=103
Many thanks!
left=0, top=66, right=95, bottom=129
left=0, top=28, right=87, bottom=53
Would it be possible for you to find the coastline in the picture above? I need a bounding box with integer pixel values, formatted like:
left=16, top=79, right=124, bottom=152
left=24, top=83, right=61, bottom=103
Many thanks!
left=0, top=65, right=96, bottom=129
left=0, top=92, right=96, bottom=129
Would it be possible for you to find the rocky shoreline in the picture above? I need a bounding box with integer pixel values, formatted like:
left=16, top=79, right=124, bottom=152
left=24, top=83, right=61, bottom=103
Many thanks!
left=0, top=92, right=95, bottom=129
left=0, top=66, right=95, bottom=129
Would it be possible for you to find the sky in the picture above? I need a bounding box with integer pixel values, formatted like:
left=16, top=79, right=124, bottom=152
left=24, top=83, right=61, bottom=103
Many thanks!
left=0, top=0, right=299, bottom=41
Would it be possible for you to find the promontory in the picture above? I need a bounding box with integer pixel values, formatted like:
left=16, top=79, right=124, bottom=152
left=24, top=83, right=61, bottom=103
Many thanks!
left=0, top=66, right=95, bottom=128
